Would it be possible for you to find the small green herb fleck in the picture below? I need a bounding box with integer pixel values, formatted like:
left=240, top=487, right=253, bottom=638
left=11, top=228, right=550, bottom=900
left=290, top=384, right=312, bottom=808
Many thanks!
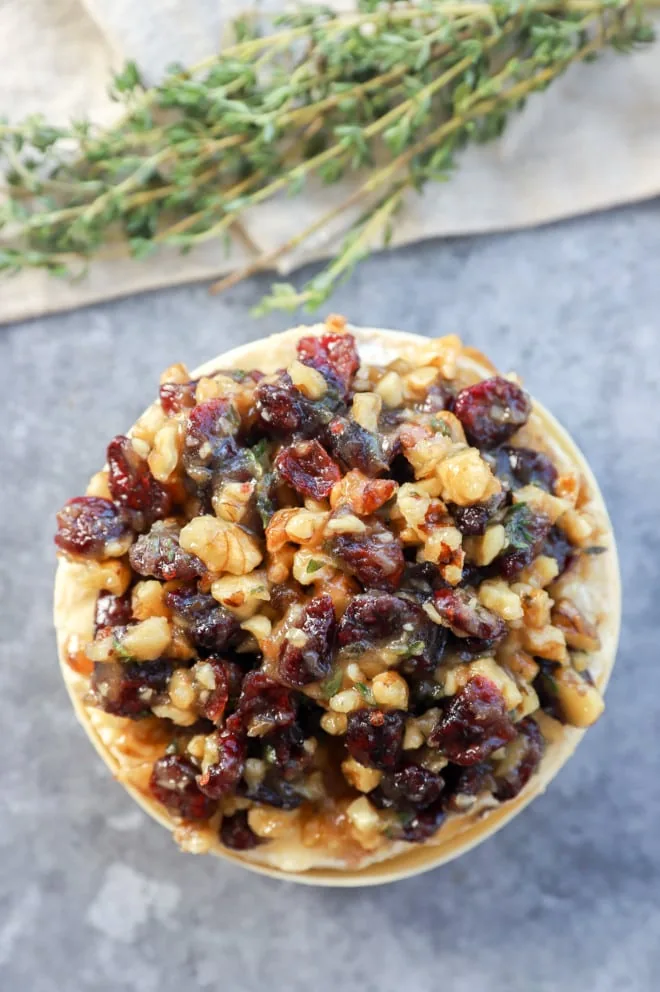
left=320, top=668, right=343, bottom=699
left=583, top=545, right=607, bottom=556
left=504, top=502, right=535, bottom=551
left=306, top=559, right=324, bottom=574
left=264, top=744, right=278, bottom=764
left=112, top=636, right=133, bottom=661
left=430, top=417, right=450, bottom=436
left=355, top=682, right=375, bottom=704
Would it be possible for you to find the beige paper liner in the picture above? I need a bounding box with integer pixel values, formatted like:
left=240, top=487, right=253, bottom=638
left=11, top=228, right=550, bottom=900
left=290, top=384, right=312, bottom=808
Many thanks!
left=54, top=325, right=620, bottom=885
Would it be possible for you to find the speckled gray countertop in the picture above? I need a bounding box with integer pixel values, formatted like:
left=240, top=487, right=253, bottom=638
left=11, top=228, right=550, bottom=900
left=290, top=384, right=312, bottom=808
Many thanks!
left=2, top=202, right=659, bottom=991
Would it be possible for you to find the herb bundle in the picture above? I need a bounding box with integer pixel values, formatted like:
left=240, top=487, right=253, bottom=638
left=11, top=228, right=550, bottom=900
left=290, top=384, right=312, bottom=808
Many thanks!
left=0, top=0, right=656, bottom=313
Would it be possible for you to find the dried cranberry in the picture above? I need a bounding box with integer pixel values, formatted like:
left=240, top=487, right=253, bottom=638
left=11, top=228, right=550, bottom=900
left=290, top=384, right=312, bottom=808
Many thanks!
left=243, top=774, right=306, bottom=810
left=107, top=435, right=171, bottom=528
left=345, top=710, right=404, bottom=770
left=297, top=332, right=359, bottom=397
left=263, top=725, right=313, bottom=780
left=325, top=417, right=389, bottom=476
left=165, top=586, right=239, bottom=654
left=159, top=379, right=196, bottom=415
left=496, top=504, right=551, bottom=578
left=90, top=659, right=174, bottom=718
left=429, top=676, right=516, bottom=766
left=193, top=658, right=238, bottom=725
left=338, top=593, right=444, bottom=675
left=376, top=764, right=444, bottom=811
left=444, top=762, right=496, bottom=811
left=492, top=446, right=558, bottom=492
left=197, top=728, right=247, bottom=798
left=279, top=594, right=337, bottom=688
left=398, top=800, right=446, bottom=842
left=533, top=661, right=564, bottom=722
left=451, top=504, right=491, bottom=536
left=268, top=582, right=302, bottom=620
left=182, top=399, right=251, bottom=487
left=220, top=810, right=261, bottom=850
left=129, top=520, right=206, bottom=581
left=416, top=383, right=455, bottom=413
left=454, top=377, right=531, bottom=449
left=55, top=496, right=131, bottom=558
left=542, top=526, right=574, bottom=575
left=329, top=526, right=405, bottom=591
left=275, top=440, right=341, bottom=500
left=409, top=679, right=445, bottom=712
left=150, top=754, right=216, bottom=821
left=255, top=374, right=323, bottom=437
left=234, top=672, right=296, bottom=735
left=494, top=718, right=545, bottom=800
left=432, top=587, right=506, bottom=642
left=94, top=592, right=132, bottom=633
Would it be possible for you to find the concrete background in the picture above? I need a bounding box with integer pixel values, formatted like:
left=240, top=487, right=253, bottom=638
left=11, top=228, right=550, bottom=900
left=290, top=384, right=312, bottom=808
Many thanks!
left=1, top=201, right=659, bottom=991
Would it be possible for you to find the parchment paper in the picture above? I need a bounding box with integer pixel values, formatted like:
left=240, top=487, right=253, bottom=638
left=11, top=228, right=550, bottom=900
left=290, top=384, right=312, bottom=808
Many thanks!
left=1, top=0, right=658, bottom=324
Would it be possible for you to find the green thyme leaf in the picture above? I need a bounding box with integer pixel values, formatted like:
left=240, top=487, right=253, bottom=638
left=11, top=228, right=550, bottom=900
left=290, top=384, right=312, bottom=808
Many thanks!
left=306, top=559, right=324, bottom=574
left=320, top=668, right=343, bottom=699
left=504, top=502, right=535, bottom=551
left=0, top=1, right=655, bottom=310
left=355, top=682, right=375, bottom=704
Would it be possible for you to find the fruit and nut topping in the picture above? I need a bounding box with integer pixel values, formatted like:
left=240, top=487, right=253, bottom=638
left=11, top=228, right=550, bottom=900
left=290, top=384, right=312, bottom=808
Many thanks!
left=56, top=322, right=608, bottom=858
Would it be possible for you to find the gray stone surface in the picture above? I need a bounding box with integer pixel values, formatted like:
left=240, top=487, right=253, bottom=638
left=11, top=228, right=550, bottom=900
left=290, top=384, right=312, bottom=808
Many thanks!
left=2, top=201, right=659, bottom=991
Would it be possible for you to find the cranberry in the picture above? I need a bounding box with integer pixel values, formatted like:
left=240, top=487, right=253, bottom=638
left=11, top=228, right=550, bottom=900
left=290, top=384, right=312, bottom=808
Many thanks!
left=234, top=672, right=296, bottom=735
left=197, top=727, right=247, bottom=798
left=94, top=592, right=132, bottom=633
left=325, top=417, right=389, bottom=476
left=329, top=526, right=405, bottom=591
left=444, top=762, right=495, bottom=811
left=297, top=332, right=359, bottom=397
left=263, top=725, right=313, bottom=780
left=243, top=775, right=306, bottom=810
left=275, top=440, right=341, bottom=500
left=192, top=657, right=238, bottom=725
left=496, top=504, right=551, bottom=578
left=55, top=496, right=131, bottom=558
left=129, top=520, right=206, bottom=581
left=345, top=710, right=404, bottom=770
left=398, top=800, right=446, bottom=843
left=451, top=503, right=491, bottom=536
left=493, top=446, right=558, bottom=492
left=533, top=661, right=564, bottom=722
left=255, top=374, right=324, bottom=437
left=454, top=377, right=531, bottom=449
left=416, top=383, right=455, bottom=413
left=220, top=810, right=261, bottom=850
left=409, top=679, right=445, bottom=712
left=182, top=399, right=251, bottom=487
left=159, top=379, right=196, bottom=415
left=107, top=435, right=171, bottom=528
left=268, top=582, right=302, bottom=620
left=376, top=764, right=444, bottom=811
left=338, top=593, right=444, bottom=675
left=165, top=586, right=239, bottom=654
left=432, top=587, right=506, bottom=642
left=90, top=659, right=174, bottom=718
left=279, top=594, right=337, bottom=688
left=494, top=717, right=545, bottom=800
left=542, top=526, right=574, bottom=575
left=429, top=676, right=516, bottom=766
left=149, top=754, right=216, bottom=820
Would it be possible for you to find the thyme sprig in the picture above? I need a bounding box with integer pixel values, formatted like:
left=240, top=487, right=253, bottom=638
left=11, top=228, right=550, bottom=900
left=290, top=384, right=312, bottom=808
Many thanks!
left=0, top=0, right=655, bottom=313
